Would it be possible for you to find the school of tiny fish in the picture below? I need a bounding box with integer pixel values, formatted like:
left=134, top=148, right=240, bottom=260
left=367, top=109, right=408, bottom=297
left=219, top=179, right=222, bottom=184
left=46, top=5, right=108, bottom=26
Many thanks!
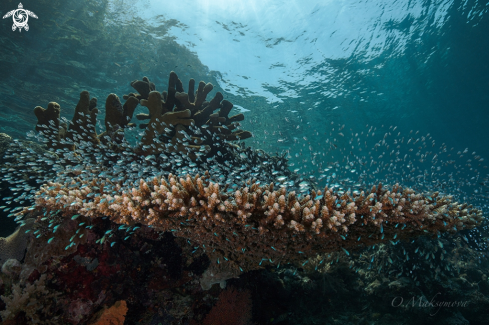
left=1, top=114, right=487, bottom=281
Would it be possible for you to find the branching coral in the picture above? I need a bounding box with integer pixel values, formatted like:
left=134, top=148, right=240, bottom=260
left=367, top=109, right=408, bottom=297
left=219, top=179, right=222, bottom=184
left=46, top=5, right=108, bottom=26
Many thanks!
left=34, top=72, right=252, bottom=160
left=16, top=174, right=482, bottom=279
left=0, top=273, right=62, bottom=324
left=104, top=94, right=138, bottom=133
left=34, top=102, right=73, bottom=150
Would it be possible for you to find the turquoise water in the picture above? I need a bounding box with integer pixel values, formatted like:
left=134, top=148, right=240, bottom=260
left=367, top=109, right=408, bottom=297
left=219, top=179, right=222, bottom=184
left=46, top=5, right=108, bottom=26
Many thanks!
left=0, top=0, right=488, bottom=324
left=1, top=0, right=488, bottom=230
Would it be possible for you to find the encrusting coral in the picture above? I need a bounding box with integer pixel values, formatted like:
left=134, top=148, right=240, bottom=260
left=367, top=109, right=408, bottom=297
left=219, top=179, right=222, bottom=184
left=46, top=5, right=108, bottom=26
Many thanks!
left=0, top=219, right=34, bottom=265
left=88, top=300, right=127, bottom=325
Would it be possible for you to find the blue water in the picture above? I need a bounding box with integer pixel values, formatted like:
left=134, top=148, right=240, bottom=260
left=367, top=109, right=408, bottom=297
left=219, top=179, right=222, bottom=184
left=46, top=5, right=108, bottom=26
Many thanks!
left=0, top=0, right=488, bottom=323
left=1, top=0, right=487, bottom=168
left=2, top=0, right=487, bottom=212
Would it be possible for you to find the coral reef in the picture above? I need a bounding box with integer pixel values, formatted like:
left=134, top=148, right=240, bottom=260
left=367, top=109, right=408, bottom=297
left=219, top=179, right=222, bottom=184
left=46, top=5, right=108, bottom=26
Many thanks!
left=20, top=213, right=89, bottom=277
left=0, top=71, right=486, bottom=323
left=1, top=218, right=212, bottom=324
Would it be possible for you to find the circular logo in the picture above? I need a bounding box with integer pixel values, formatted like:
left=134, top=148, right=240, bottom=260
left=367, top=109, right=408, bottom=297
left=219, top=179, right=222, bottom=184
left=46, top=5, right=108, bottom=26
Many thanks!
left=13, top=9, right=28, bottom=28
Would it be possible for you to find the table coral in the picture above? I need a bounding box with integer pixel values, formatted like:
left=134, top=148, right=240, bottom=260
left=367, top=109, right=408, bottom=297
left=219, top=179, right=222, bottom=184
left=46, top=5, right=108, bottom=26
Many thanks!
left=19, top=173, right=482, bottom=283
